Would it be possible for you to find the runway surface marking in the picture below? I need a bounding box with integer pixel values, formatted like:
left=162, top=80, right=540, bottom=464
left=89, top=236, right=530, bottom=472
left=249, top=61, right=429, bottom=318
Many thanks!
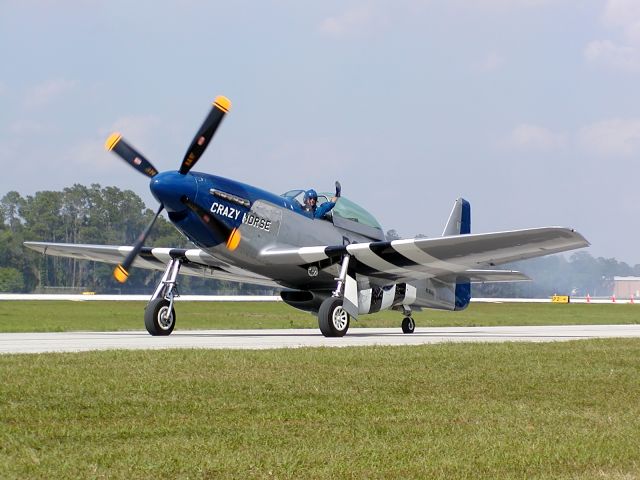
left=2, top=325, right=640, bottom=354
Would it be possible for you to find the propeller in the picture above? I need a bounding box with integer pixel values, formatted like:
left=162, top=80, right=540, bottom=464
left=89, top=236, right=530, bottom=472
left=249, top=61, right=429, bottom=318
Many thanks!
left=180, top=96, right=231, bottom=175
left=113, top=204, right=165, bottom=283
left=105, top=95, right=233, bottom=283
left=104, top=133, right=159, bottom=178
left=181, top=196, right=241, bottom=251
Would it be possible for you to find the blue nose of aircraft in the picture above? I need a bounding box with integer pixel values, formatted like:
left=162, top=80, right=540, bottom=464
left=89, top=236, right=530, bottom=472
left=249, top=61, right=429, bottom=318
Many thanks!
left=150, top=171, right=197, bottom=212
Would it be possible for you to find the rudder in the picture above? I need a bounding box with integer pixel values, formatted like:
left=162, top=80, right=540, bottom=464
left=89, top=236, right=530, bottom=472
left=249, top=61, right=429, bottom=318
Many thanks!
left=442, top=198, right=471, bottom=310
left=442, top=198, right=470, bottom=236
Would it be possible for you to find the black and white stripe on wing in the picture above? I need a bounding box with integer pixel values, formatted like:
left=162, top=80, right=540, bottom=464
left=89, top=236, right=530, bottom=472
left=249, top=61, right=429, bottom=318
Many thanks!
left=344, top=243, right=422, bottom=280
left=137, top=246, right=254, bottom=279
left=388, top=239, right=464, bottom=276
left=320, top=240, right=464, bottom=279
left=366, top=241, right=452, bottom=277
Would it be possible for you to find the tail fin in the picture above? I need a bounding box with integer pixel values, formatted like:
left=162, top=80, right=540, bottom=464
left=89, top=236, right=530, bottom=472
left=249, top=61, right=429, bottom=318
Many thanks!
left=442, top=198, right=471, bottom=236
left=442, top=198, right=471, bottom=310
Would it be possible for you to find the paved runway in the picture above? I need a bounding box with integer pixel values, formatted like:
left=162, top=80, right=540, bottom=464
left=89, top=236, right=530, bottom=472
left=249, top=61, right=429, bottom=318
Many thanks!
left=1, top=325, right=640, bottom=354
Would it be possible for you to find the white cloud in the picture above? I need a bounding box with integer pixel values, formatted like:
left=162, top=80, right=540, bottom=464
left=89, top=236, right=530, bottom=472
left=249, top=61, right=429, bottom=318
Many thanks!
left=107, top=115, right=162, bottom=146
left=318, top=5, right=386, bottom=38
left=584, top=40, right=640, bottom=71
left=603, top=0, right=640, bottom=37
left=68, top=138, right=110, bottom=171
left=502, top=124, right=566, bottom=151
left=24, top=78, right=77, bottom=108
left=585, top=0, right=640, bottom=72
left=501, top=119, right=640, bottom=157
left=66, top=115, right=163, bottom=172
left=578, top=118, right=640, bottom=156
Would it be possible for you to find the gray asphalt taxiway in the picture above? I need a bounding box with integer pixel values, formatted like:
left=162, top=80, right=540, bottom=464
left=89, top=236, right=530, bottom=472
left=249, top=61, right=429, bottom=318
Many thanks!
left=1, top=324, right=640, bottom=354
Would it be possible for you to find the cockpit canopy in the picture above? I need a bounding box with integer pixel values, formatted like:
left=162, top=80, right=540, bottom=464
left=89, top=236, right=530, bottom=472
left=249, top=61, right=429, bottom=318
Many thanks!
left=281, top=189, right=384, bottom=240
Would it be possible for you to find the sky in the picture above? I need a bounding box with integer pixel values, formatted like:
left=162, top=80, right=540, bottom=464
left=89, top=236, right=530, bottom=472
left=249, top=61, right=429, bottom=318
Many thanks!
left=1, top=0, right=640, bottom=264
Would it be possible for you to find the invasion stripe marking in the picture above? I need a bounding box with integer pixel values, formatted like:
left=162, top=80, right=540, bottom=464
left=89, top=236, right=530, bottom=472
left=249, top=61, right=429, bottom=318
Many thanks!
left=380, top=285, right=396, bottom=310
left=359, top=283, right=419, bottom=314
left=324, top=245, right=347, bottom=258
left=185, top=249, right=221, bottom=266
left=147, top=248, right=175, bottom=263
left=298, top=246, right=331, bottom=263
left=353, top=264, right=407, bottom=282
left=369, top=287, right=384, bottom=313
left=404, top=284, right=417, bottom=305
left=390, top=239, right=465, bottom=274
left=136, top=251, right=167, bottom=270
left=138, top=246, right=271, bottom=281
left=368, top=241, right=439, bottom=278
left=358, top=288, right=372, bottom=315
left=393, top=283, right=407, bottom=305
left=369, top=242, right=416, bottom=267
left=346, top=243, right=422, bottom=279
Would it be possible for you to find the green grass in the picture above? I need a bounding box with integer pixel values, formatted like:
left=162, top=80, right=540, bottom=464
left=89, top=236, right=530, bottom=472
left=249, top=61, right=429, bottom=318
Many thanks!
left=1, top=340, right=640, bottom=479
left=0, top=300, right=638, bottom=332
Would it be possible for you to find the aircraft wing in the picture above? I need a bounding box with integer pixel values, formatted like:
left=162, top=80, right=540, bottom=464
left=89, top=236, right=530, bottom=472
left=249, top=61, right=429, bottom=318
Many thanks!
left=260, top=227, right=588, bottom=283
left=23, top=242, right=279, bottom=288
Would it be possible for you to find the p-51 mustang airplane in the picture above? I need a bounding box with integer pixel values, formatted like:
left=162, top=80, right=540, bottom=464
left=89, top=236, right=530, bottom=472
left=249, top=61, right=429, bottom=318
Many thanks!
left=25, top=95, right=589, bottom=337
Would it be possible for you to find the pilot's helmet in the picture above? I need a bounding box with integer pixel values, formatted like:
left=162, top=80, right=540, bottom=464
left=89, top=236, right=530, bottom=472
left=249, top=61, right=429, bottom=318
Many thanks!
left=303, top=189, right=318, bottom=204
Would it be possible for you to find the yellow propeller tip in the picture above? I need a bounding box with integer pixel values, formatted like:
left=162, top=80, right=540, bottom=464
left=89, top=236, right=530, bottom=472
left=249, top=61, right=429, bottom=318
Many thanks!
left=105, top=132, right=122, bottom=151
left=226, top=228, right=241, bottom=251
left=113, top=264, right=129, bottom=283
left=214, top=95, right=231, bottom=113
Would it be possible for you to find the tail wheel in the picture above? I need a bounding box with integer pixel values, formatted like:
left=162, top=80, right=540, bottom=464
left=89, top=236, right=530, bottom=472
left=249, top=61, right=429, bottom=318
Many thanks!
left=145, top=298, right=176, bottom=336
left=318, top=297, right=350, bottom=337
left=401, top=316, right=415, bottom=334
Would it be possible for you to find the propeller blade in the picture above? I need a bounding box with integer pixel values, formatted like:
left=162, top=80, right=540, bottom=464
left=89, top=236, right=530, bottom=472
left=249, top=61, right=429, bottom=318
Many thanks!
left=113, top=204, right=164, bottom=283
left=179, top=96, right=231, bottom=175
left=105, top=133, right=159, bottom=178
left=181, top=196, right=241, bottom=251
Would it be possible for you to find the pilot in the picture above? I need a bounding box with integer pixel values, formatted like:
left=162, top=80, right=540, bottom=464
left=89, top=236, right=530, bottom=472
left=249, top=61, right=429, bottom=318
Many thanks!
left=303, top=181, right=341, bottom=219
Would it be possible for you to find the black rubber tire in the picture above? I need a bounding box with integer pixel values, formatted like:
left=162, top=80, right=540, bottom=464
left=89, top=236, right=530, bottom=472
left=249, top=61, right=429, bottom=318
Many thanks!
left=144, top=298, right=176, bottom=336
left=401, top=316, right=415, bottom=334
left=318, top=297, right=350, bottom=337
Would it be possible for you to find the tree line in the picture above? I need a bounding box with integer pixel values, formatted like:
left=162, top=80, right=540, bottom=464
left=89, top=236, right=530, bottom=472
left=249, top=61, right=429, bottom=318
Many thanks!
left=0, top=185, right=272, bottom=295
left=1, top=185, right=636, bottom=297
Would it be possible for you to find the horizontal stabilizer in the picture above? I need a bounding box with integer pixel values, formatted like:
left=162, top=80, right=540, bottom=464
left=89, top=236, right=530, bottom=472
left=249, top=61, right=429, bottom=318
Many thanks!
left=444, top=269, right=530, bottom=283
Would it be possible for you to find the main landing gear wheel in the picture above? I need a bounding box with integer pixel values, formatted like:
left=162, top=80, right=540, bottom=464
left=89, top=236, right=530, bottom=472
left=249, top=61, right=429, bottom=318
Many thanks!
left=401, top=316, right=415, bottom=334
left=144, top=298, right=176, bottom=336
left=318, top=297, right=350, bottom=337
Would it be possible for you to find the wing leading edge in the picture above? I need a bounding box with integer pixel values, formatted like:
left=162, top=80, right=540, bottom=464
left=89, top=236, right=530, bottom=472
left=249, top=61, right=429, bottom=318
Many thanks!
left=260, top=226, right=589, bottom=282
left=23, top=241, right=279, bottom=288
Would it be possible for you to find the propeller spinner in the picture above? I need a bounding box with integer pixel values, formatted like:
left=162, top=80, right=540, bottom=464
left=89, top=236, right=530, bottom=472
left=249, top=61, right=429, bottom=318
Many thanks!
left=105, top=95, right=233, bottom=283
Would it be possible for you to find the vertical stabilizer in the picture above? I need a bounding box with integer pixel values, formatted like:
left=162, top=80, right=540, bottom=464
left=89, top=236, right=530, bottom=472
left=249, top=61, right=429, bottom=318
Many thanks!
left=442, top=198, right=472, bottom=310
left=442, top=198, right=471, bottom=236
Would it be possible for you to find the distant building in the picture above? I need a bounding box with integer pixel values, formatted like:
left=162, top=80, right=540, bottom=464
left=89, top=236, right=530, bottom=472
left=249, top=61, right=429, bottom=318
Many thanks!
left=613, top=276, right=640, bottom=298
